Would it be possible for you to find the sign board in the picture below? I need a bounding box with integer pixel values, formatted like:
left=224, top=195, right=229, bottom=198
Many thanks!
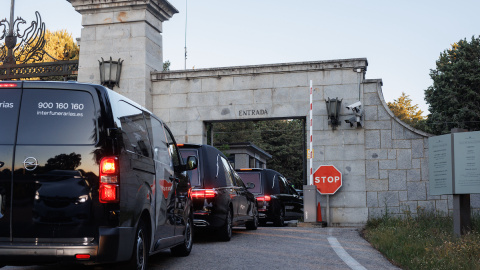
left=429, top=134, right=453, bottom=195
left=429, top=131, right=480, bottom=195
left=313, top=165, right=342, bottom=194
left=453, top=132, right=480, bottom=194
left=307, top=149, right=314, bottom=159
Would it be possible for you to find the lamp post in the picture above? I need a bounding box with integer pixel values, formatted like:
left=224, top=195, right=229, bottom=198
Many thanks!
left=1, top=0, right=46, bottom=65
left=4, top=0, right=16, bottom=64
left=98, top=57, right=124, bottom=89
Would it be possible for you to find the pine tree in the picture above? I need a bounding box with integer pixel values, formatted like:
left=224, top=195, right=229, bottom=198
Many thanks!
left=424, top=36, right=480, bottom=134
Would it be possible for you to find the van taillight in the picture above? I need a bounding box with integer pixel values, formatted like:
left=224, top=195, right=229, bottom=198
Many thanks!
left=76, top=254, right=91, bottom=260
left=192, top=189, right=216, bottom=199
left=99, top=157, right=119, bottom=203
left=0, top=83, right=18, bottom=88
left=257, top=195, right=271, bottom=202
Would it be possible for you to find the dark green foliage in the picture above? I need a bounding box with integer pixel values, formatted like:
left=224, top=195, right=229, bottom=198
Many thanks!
left=425, top=36, right=480, bottom=134
left=211, top=119, right=305, bottom=188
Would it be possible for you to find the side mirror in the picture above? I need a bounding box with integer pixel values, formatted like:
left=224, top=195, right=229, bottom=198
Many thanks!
left=245, top=182, right=255, bottom=190
left=186, top=156, right=198, bottom=171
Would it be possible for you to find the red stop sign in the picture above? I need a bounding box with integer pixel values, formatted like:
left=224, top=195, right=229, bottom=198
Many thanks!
left=314, top=165, right=342, bottom=194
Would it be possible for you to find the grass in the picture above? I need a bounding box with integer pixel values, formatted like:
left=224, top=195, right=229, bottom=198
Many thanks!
left=363, top=209, right=480, bottom=270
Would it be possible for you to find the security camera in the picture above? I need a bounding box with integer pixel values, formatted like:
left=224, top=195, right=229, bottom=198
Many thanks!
left=346, top=101, right=362, bottom=112
left=345, top=101, right=364, bottom=128
left=344, top=116, right=357, bottom=127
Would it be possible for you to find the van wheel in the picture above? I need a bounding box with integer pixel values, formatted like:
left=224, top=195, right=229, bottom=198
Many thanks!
left=246, top=206, right=258, bottom=230
left=123, top=220, right=149, bottom=270
left=218, top=208, right=232, bottom=241
left=273, top=207, right=285, bottom=227
left=171, top=216, right=193, bottom=256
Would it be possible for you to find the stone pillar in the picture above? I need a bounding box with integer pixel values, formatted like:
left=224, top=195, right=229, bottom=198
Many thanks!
left=68, top=0, right=177, bottom=110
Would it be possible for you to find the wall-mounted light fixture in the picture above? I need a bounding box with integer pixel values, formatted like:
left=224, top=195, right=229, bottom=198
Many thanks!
left=325, top=97, right=343, bottom=129
left=99, top=57, right=123, bottom=89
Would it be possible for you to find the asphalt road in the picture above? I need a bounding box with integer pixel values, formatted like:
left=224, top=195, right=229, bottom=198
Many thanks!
left=4, top=224, right=400, bottom=270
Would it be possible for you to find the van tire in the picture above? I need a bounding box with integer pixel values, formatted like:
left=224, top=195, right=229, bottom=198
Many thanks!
left=218, top=208, right=232, bottom=241
left=171, top=216, right=193, bottom=256
left=122, top=220, right=149, bottom=270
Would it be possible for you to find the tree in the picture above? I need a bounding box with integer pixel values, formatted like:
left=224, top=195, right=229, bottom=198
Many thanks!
left=424, top=36, right=480, bottom=134
left=38, top=29, right=79, bottom=81
left=255, top=120, right=304, bottom=188
left=41, top=29, right=79, bottom=62
left=14, top=29, right=79, bottom=64
left=163, top=60, right=171, bottom=71
left=45, top=152, right=82, bottom=171
left=387, top=92, right=426, bottom=130
left=211, top=119, right=305, bottom=188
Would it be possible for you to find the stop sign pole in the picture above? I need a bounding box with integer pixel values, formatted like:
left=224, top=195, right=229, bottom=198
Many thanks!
left=314, top=165, right=342, bottom=225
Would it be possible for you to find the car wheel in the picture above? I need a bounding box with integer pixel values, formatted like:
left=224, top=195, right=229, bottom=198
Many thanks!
left=171, top=216, right=193, bottom=256
left=121, top=220, right=149, bottom=270
left=273, top=206, right=285, bottom=227
left=218, top=208, right=232, bottom=241
left=246, top=205, right=258, bottom=230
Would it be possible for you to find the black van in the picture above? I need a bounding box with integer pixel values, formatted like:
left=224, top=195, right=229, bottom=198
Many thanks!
left=236, top=169, right=303, bottom=227
left=178, top=144, right=258, bottom=241
left=0, top=81, right=197, bottom=269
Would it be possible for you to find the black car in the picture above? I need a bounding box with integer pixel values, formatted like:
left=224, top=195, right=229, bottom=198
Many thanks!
left=178, top=144, right=258, bottom=241
left=0, top=81, right=197, bottom=269
left=236, top=168, right=303, bottom=227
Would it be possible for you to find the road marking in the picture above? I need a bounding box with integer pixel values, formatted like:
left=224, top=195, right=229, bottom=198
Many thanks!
left=328, top=237, right=367, bottom=270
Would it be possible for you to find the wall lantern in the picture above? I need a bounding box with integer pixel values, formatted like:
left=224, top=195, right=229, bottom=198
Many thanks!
left=325, top=97, right=343, bottom=129
left=99, top=57, right=124, bottom=89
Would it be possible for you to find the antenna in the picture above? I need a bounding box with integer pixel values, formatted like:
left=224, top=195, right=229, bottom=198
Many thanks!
left=184, top=0, right=187, bottom=70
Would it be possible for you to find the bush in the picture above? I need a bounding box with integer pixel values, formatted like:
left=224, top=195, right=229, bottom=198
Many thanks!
left=363, top=209, right=480, bottom=270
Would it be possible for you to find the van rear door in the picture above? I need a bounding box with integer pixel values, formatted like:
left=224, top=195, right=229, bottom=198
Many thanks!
left=0, top=84, right=22, bottom=240
left=5, top=84, right=101, bottom=241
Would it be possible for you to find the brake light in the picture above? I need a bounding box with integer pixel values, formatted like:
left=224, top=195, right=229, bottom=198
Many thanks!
left=192, top=189, right=216, bottom=199
left=177, top=144, right=184, bottom=147
left=99, top=157, right=119, bottom=203
left=76, top=254, right=91, bottom=260
left=0, top=83, right=18, bottom=88
left=257, top=195, right=271, bottom=202
left=239, top=168, right=253, bottom=171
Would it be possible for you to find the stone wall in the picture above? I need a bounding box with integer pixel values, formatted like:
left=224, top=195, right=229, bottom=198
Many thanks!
left=362, top=79, right=436, bottom=218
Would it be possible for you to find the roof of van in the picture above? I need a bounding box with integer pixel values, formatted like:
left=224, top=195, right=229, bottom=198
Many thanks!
left=20, top=81, right=153, bottom=115
left=178, top=144, right=230, bottom=188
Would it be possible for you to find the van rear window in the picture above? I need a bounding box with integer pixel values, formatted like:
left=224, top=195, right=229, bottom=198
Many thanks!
left=16, top=89, right=96, bottom=145
left=237, top=172, right=262, bottom=194
left=0, top=89, right=21, bottom=144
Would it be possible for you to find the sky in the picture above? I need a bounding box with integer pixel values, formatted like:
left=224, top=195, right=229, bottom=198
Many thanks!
left=2, top=0, right=480, bottom=115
